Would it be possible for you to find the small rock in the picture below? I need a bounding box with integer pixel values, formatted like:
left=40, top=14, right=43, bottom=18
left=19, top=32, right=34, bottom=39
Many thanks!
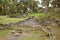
left=11, top=30, right=16, bottom=34
left=33, top=26, right=35, bottom=28
left=13, top=33, right=20, bottom=37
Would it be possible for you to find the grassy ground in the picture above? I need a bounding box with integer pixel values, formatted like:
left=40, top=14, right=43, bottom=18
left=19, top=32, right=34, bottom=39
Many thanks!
left=0, top=26, right=48, bottom=40
left=28, top=13, right=46, bottom=18
left=0, top=12, right=60, bottom=40
left=0, top=12, right=54, bottom=24
left=0, top=30, right=11, bottom=37
left=0, top=16, right=27, bottom=24
left=0, top=13, right=46, bottom=24
left=0, top=14, right=48, bottom=40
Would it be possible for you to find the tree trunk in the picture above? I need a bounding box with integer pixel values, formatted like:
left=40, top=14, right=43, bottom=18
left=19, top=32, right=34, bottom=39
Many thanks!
left=45, top=5, right=48, bottom=14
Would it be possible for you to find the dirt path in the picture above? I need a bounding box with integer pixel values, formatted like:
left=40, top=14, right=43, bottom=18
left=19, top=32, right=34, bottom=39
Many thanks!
left=4, top=32, right=33, bottom=40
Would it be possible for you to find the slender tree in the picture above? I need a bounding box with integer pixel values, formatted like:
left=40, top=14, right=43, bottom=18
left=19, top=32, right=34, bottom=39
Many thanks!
left=41, top=0, right=51, bottom=14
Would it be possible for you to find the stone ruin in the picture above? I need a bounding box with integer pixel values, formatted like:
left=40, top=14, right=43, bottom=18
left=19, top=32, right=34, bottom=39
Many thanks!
left=15, top=17, right=39, bottom=27
left=0, top=17, right=40, bottom=30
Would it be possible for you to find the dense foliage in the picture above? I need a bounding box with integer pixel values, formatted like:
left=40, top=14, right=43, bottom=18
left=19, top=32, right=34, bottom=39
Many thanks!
left=0, top=0, right=60, bottom=17
left=0, top=0, right=39, bottom=16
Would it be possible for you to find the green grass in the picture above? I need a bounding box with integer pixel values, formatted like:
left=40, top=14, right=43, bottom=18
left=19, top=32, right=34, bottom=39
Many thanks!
left=0, top=13, right=46, bottom=24
left=28, top=12, right=55, bottom=18
left=0, top=16, right=27, bottom=24
left=0, top=16, right=7, bottom=18
left=29, top=13, right=46, bottom=18
left=0, top=30, right=11, bottom=37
